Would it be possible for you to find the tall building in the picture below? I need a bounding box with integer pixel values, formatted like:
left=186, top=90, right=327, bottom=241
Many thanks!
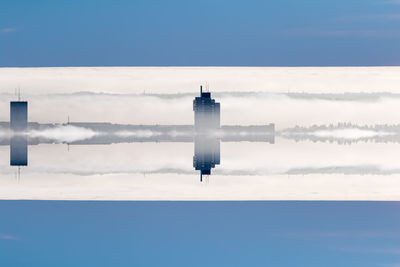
left=193, top=86, right=220, bottom=132
left=193, top=86, right=221, bottom=181
left=10, top=101, right=28, bottom=131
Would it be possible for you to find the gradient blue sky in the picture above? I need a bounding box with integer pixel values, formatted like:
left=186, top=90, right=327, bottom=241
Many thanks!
left=1, top=201, right=400, bottom=267
left=2, top=2, right=400, bottom=266
left=1, top=0, right=400, bottom=66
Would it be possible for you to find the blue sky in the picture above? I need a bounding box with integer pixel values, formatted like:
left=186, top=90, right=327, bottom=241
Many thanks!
left=1, top=201, right=400, bottom=267
left=1, top=0, right=400, bottom=66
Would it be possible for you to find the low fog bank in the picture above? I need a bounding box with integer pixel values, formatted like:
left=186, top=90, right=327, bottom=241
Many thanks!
left=1, top=67, right=400, bottom=94
left=0, top=123, right=275, bottom=144
left=2, top=139, right=400, bottom=176
left=2, top=92, right=400, bottom=129
left=1, top=172, right=400, bottom=200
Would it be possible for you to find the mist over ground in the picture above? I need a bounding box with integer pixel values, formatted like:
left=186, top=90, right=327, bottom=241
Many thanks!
left=2, top=67, right=400, bottom=128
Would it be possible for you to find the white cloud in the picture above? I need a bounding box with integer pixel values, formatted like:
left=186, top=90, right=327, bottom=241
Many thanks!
left=306, top=128, right=395, bottom=140
left=115, top=130, right=162, bottom=138
left=29, top=125, right=98, bottom=143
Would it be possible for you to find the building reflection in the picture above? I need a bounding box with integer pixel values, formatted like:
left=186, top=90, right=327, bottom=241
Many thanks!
left=10, top=136, right=28, bottom=166
left=193, top=135, right=220, bottom=182
left=9, top=100, right=28, bottom=181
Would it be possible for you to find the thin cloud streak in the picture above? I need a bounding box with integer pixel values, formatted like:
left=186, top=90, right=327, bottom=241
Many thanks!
left=383, top=0, right=400, bottom=5
left=337, top=13, right=400, bottom=21
left=0, top=27, right=17, bottom=34
left=284, top=29, right=400, bottom=38
left=337, top=246, right=400, bottom=255
left=0, top=233, right=17, bottom=240
left=283, top=230, right=400, bottom=239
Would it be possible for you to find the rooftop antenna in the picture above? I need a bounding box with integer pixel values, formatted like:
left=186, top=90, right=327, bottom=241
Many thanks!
left=200, top=85, right=203, bottom=95
left=200, top=173, right=210, bottom=183
left=18, top=87, right=21, bottom=101
left=67, top=115, right=70, bottom=125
